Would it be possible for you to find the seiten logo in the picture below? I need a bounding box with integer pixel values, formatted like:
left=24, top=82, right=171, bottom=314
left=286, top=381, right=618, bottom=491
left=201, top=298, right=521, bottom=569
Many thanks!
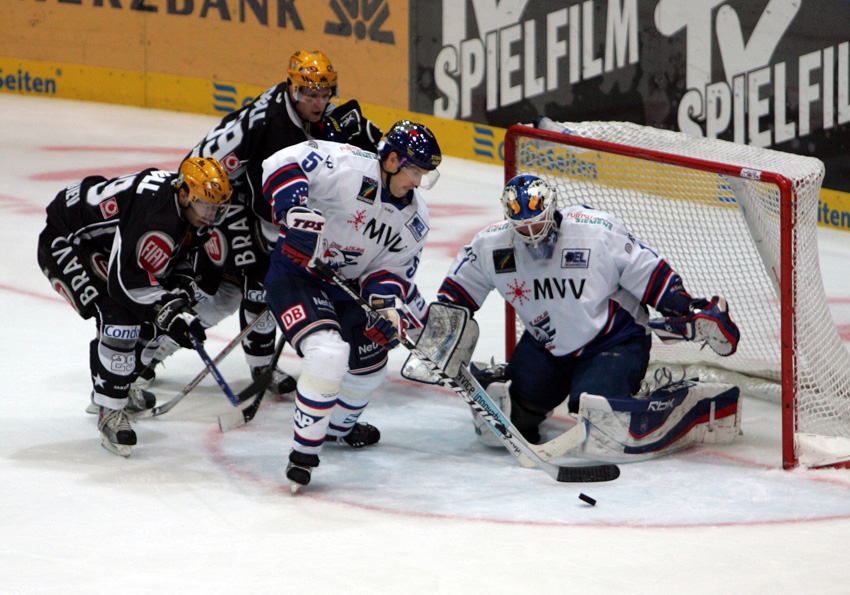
left=0, top=68, right=59, bottom=95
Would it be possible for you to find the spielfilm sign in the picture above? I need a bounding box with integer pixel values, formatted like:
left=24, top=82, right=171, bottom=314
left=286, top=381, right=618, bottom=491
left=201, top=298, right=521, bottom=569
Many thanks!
left=411, top=0, right=850, bottom=191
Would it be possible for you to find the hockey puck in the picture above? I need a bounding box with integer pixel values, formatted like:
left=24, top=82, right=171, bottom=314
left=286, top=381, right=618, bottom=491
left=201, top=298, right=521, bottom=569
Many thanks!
left=578, top=493, right=596, bottom=506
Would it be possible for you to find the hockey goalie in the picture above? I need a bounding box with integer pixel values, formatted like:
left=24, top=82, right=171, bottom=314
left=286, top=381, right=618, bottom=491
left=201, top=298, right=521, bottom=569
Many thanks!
left=411, top=174, right=742, bottom=463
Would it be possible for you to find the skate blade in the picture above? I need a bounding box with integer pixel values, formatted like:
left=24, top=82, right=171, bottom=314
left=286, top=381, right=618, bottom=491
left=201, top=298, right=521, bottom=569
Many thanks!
left=85, top=402, right=99, bottom=415
left=101, top=438, right=132, bottom=458
left=289, top=481, right=303, bottom=495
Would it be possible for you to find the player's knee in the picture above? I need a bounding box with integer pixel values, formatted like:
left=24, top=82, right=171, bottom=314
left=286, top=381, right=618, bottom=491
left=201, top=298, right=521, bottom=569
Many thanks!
left=300, top=330, right=349, bottom=387
left=341, top=367, right=386, bottom=400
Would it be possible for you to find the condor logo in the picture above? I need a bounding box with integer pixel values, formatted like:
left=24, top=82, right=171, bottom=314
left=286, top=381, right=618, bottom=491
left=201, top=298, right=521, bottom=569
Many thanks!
left=137, top=232, right=173, bottom=275
left=99, top=197, right=119, bottom=219
left=204, top=229, right=227, bottom=266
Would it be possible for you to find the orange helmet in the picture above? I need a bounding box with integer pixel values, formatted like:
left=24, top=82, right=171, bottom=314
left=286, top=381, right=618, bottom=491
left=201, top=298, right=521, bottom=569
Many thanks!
left=175, top=157, right=232, bottom=206
left=287, top=50, right=338, bottom=99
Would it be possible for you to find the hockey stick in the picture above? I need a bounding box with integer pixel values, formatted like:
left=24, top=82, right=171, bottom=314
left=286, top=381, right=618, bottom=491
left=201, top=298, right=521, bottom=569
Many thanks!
left=217, top=335, right=287, bottom=432
left=134, top=310, right=270, bottom=419
left=190, top=336, right=239, bottom=406
left=311, top=259, right=619, bottom=483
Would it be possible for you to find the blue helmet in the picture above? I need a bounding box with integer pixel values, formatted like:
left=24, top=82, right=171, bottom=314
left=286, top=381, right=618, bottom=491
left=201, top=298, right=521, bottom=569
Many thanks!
left=501, top=175, right=558, bottom=244
left=379, top=120, right=442, bottom=171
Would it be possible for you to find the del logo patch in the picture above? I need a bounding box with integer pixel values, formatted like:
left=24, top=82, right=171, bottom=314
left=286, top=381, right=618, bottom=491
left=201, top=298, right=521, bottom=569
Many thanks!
left=204, top=229, right=227, bottom=266
left=357, top=177, right=379, bottom=204
left=137, top=232, right=173, bottom=275
left=561, top=248, right=590, bottom=268
left=492, top=248, right=516, bottom=274
left=405, top=213, right=428, bottom=241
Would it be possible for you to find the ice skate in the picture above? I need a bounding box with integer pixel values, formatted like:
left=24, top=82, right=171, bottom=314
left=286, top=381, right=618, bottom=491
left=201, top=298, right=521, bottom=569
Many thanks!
left=97, top=406, right=137, bottom=457
left=251, top=365, right=297, bottom=397
left=325, top=422, right=381, bottom=448
left=86, top=387, right=155, bottom=415
left=285, top=450, right=320, bottom=493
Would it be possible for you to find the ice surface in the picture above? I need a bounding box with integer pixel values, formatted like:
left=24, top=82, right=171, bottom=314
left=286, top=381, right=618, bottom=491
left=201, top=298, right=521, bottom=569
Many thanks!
left=2, top=95, right=850, bottom=594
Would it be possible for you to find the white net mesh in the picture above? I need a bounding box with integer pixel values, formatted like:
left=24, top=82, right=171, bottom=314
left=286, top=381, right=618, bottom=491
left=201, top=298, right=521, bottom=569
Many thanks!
left=507, top=120, right=850, bottom=467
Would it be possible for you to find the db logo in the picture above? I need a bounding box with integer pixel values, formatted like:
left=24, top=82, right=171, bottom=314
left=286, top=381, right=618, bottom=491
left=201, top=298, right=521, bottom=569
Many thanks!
left=221, top=152, right=241, bottom=173
left=281, top=304, right=307, bottom=330
left=99, top=197, right=119, bottom=219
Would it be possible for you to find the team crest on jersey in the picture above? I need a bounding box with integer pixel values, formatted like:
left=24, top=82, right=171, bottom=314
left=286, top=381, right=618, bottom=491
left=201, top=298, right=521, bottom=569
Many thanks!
left=561, top=248, right=590, bottom=268
left=204, top=229, right=228, bottom=266
left=99, top=197, right=119, bottom=220
left=357, top=177, right=379, bottom=204
left=492, top=248, right=516, bottom=274
left=529, top=312, right=556, bottom=350
left=137, top=232, right=174, bottom=276
left=405, top=213, right=428, bottom=241
left=90, top=252, right=109, bottom=281
left=321, top=245, right=362, bottom=270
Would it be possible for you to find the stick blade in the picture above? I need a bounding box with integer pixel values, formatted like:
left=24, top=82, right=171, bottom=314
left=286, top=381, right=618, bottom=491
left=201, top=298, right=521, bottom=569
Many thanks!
left=556, top=464, right=620, bottom=483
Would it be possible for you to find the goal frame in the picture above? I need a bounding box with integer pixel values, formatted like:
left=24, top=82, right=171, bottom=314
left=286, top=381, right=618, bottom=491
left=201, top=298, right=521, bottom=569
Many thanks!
left=503, top=123, right=830, bottom=471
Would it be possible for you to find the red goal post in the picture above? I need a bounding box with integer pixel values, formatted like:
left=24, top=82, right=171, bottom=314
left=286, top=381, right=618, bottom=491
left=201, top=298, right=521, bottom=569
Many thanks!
left=503, top=120, right=850, bottom=470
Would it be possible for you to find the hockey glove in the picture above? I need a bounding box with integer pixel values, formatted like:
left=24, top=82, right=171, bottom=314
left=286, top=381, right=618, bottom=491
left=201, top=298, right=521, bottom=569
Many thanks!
left=330, top=99, right=383, bottom=153
left=648, top=296, right=740, bottom=356
left=153, top=295, right=206, bottom=350
left=312, top=115, right=349, bottom=143
left=282, top=207, right=325, bottom=267
left=363, top=295, right=402, bottom=349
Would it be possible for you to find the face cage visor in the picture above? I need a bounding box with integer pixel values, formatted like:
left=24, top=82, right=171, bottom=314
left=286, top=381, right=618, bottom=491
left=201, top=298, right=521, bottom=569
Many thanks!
left=187, top=196, right=230, bottom=227
left=398, top=161, right=441, bottom=190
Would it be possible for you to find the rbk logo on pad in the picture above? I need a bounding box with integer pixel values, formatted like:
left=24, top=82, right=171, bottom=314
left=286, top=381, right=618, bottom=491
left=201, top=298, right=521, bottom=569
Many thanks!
left=561, top=249, right=590, bottom=268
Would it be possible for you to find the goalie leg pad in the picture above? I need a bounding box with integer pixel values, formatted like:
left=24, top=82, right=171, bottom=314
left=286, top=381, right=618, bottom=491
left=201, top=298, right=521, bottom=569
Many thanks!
left=577, top=380, right=741, bottom=461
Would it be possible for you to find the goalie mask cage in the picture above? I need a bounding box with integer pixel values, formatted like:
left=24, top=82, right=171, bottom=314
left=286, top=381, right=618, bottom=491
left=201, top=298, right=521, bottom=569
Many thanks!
left=504, top=121, right=850, bottom=470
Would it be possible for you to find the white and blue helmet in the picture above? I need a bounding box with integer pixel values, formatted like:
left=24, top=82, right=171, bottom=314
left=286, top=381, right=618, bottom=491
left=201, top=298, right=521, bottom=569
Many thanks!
left=501, top=175, right=557, bottom=244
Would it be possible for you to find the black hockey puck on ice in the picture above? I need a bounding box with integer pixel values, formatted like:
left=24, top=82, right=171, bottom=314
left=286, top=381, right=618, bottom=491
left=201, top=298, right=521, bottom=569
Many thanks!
left=578, top=493, right=596, bottom=506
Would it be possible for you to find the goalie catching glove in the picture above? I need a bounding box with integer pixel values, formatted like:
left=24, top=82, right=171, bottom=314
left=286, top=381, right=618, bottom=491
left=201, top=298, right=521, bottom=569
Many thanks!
left=648, top=296, right=740, bottom=356
left=363, top=295, right=402, bottom=349
left=153, top=294, right=206, bottom=349
left=283, top=207, right=325, bottom=267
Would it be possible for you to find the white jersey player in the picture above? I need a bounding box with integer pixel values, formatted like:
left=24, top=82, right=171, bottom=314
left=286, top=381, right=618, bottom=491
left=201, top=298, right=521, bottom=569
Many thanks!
left=438, top=175, right=740, bottom=453
left=261, top=121, right=440, bottom=491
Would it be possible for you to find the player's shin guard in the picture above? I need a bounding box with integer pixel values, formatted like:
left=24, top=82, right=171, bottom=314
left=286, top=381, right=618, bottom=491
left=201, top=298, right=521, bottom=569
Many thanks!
left=291, top=330, right=349, bottom=455
left=326, top=368, right=386, bottom=447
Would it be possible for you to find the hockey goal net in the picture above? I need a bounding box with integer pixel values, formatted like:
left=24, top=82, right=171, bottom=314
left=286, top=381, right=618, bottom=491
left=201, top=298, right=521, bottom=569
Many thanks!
left=504, top=120, right=850, bottom=470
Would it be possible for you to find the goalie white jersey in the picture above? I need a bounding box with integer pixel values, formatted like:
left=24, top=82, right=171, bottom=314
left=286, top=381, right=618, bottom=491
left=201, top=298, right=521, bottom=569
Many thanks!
left=439, top=206, right=683, bottom=357
left=262, top=140, right=429, bottom=296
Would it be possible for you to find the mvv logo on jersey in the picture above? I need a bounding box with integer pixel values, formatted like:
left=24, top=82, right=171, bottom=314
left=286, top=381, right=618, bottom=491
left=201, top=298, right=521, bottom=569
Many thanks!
left=561, top=248, right=590, bottom=268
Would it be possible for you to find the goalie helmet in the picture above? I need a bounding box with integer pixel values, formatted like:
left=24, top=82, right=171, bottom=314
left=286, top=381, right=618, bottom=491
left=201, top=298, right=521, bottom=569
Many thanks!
left=501, top=175, right=557, bottom=245
left=287, top=50, right=338, bottom=99
left=174, top=157, right=233, bottom=226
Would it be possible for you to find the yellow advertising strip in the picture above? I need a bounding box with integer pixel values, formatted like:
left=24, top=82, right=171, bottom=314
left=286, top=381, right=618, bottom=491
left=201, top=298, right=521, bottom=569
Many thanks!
left=3, top=55, right=848, bottom=233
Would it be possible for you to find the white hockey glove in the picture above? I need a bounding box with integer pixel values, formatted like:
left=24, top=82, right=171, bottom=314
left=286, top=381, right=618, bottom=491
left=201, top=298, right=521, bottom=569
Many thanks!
left=648, top=296, right=740, bottom=356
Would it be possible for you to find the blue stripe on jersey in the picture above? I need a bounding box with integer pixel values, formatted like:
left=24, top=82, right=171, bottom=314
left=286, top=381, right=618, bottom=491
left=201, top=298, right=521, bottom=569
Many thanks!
left=262, top=163, right=308, bottom=222
left=642, top=261, right=679, bottom=309
left=361, top=270, right=411, bottom=301
left=437, top=278, right=480, bottom=311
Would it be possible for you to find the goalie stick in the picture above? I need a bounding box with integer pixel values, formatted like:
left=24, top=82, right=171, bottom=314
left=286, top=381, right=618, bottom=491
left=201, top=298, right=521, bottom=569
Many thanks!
left=311, top=259, right=619, bottom=483
left=217, top=335, right=287, bottom=432
left=134, top=310, right=271, bottom=419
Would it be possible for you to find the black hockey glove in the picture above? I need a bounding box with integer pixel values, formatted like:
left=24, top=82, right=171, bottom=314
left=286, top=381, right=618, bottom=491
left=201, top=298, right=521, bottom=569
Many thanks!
left=330, top=99, right=383, bottom=153
left=153, top=295, right=206, bottom=349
